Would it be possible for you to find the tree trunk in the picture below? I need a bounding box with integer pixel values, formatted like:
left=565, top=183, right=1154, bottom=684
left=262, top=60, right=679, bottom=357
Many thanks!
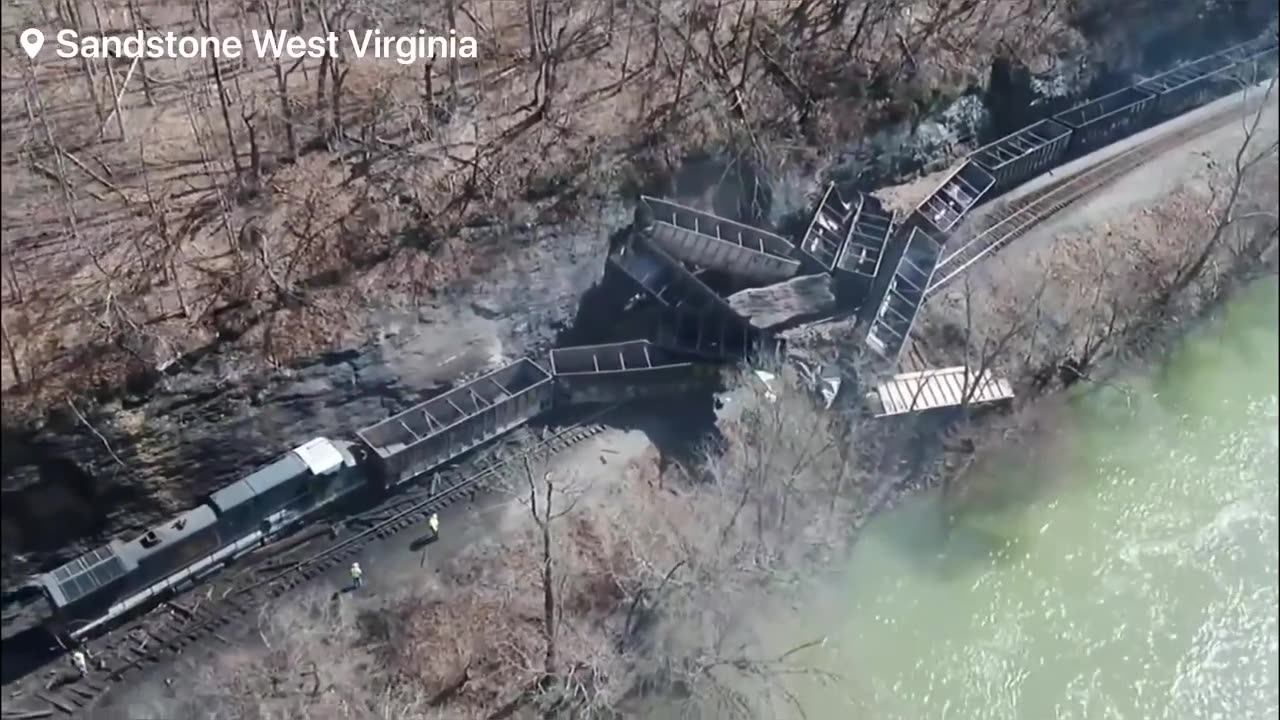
left=242, top=108, right=262, bottom=183
left=1, top=319, right=24, bottom=388
left=844, top=1, right=876, bottom=57
left=196, top=0, right=241, bottom=175
left=541, top=477, right=557, bottom=677
left=525, top=0, right=540, bottom=62
left=210, top=56, right=241, bottom=175
left=264, top=0, right=298, bottom=159
left=445, top=0, right=460, bottom=102
left=79, top=56, right=106, bottom=129
left=273, top=60, right=297, bottom=159
left=126, top=0, right=155, bottom=104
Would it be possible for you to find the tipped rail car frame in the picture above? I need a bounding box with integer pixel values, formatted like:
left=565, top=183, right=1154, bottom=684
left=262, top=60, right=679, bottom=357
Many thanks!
left=638, top=196, right=800, bottom=284
left=913, top=161, right=996, bottom=234
left=797, top=185, right=860, bottom=272
left=869, top=366, right=1015, bottom=417
left=865, top=227, right=944, bottom=362
left=652, top=308, right=764, bottom=362
left=549, top=341, right=718, bottom=406
left=800, top=187, right=894, bottom=275
left=837, top=195, right=895, bottom=278
left=608, top=234, right=744, bottom=323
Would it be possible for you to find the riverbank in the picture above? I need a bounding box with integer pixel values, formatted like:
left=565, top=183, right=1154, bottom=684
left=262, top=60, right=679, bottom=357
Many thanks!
left=754, top=275, right=1279, bottom=720
left=900, top=88, right=1279, bottom=505
left=40, top=54, right=1280, bottom=719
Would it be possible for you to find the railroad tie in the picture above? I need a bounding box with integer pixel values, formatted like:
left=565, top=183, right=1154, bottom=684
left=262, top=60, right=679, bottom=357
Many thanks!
left=1, top=709, right=56, bottom=719
left=34, top=692, right=74, bottom=715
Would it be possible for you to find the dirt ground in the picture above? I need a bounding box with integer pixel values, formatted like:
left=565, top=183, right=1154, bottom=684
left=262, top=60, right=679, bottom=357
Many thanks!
left=0, top=0, right=1087, bottom=420
left=3, top=3, right=1276, bottom=713
left=78, top=362, right=868, bottom=719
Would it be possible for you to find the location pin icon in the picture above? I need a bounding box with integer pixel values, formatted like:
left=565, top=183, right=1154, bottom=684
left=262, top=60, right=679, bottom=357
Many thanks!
left=20, top=29, right=45, bottom=59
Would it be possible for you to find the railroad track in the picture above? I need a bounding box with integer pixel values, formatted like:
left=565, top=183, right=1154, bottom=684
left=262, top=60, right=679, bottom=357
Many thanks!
left=4, top=405, right=620, bottom=720
left=923, top=100, right=1256, bottom=298
left=893, top=95, right=1262, bottom=374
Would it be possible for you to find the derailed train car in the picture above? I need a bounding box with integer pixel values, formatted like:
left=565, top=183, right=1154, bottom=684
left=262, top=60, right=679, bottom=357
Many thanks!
left=852, top=32, right=1278, bottom=359
left=550, top=341, right=721, bottom=405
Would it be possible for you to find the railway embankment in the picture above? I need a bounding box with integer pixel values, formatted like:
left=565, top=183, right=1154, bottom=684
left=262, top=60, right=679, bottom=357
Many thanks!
left=2, top=0, right=1275, bottom=631
left=78, top=82, right=1280, bottom=719
left=894, top=88, right=1280, bottom=518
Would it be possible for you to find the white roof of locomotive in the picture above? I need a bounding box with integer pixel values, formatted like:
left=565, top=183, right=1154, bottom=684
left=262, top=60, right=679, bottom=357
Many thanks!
left=291, top=437, right=344, bottom=475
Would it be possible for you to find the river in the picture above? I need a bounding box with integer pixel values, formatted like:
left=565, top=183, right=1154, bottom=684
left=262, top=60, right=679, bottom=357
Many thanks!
left=781, top=278, right=1279, bottom=720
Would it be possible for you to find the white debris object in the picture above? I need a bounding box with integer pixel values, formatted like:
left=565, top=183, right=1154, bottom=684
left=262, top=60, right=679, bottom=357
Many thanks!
left=753, top=370, right=779, bottom=402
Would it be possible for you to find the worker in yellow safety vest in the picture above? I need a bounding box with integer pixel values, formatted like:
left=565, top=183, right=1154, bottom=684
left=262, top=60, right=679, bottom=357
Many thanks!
left=350, top=562, right=363, bottom=589
left=428, top=513, right=440, bottom=540
left=71, top=649, right=88, bottom=677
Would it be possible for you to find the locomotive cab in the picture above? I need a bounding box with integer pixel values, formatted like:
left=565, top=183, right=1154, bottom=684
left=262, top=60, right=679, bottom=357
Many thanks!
left=207, top=437, right=366, bottom=546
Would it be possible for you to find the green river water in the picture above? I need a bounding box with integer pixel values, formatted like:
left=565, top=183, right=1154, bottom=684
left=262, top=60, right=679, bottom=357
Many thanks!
left=786, top=279, right=1279, bottom=720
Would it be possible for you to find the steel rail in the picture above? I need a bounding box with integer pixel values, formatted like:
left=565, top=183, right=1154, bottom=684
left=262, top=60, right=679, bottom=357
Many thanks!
left=923, top=104, right=1254, bottom=297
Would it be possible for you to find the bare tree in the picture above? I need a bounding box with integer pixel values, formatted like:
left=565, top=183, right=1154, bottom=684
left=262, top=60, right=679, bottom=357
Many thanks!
left=261, top=0, right=300, bottom=160
left=194, top=0, right=242, bottom=176
left=1168, top=75, right=1279, bottom=296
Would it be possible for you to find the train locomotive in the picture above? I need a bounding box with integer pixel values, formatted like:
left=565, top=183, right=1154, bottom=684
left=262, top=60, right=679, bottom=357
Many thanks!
left=2, top=31, right=1277, bottom=650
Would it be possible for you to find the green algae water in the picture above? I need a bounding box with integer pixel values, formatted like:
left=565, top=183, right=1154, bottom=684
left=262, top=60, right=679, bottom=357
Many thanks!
left=789, top=279, right=1279, bottom=720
